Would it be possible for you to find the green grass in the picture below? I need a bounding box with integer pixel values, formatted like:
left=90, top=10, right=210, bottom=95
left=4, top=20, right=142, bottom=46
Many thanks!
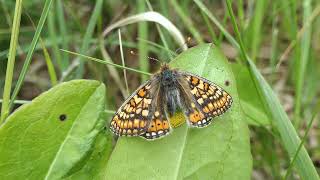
left=9, top=0, right=54, bottom=112
left=1, top=1, right=320, bottom=179
left=0, top=0, right=23, bottom=123
left=137, top=0, right=149, bottom=81
left=225, top=0, right=318, bottom=179
left=56, top=0, right=69, bottom=70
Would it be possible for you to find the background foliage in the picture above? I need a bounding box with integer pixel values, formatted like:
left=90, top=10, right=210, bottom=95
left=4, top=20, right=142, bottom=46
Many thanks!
left=0, top=0, right=319, bottom=179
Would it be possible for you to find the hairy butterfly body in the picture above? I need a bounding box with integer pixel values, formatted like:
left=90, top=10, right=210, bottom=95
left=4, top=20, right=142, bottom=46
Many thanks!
left=110, top=64, right=233, bottom=140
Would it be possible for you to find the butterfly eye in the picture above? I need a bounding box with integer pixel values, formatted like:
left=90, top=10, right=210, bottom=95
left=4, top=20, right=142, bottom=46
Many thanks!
left=59, top=114, right=67, bottom=121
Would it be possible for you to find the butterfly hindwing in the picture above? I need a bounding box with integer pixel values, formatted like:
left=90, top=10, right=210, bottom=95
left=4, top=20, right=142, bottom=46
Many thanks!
left=110, top=79, right=157, bottom=137
left=140, top=107, right=171, bottom=140
left=181, top=72, right=233, bottom=127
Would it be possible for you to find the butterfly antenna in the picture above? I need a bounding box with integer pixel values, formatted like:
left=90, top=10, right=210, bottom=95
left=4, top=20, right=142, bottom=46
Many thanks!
left=130, top=50, right=162, bottom=64
left=175, top=36, right=192, bottom=54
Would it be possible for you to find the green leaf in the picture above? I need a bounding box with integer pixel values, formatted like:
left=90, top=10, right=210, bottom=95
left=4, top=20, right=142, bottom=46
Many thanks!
left=105, top=44, right=252, bottom=179
left=231, top=63, right=270, bottom=126
left=0, top=80, right=111, bottom=179
left=65, top=130, right=113, bottom=180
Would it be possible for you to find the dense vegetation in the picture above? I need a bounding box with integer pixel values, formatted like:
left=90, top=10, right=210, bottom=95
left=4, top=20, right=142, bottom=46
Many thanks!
left=0, top=1, right=319, bottom=179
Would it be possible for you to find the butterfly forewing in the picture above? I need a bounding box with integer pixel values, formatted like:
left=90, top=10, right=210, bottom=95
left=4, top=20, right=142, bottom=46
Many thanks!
left=110, top=79, right=157, bottom=136
left=181, top=72, right=233, bottom=127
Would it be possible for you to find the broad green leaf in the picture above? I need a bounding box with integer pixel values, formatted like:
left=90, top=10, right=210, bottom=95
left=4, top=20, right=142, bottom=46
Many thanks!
left=105, top=44, right=252, bottom=179
left=231, top=63, right=270, bottom=126
left=65, top=129, right=113, bottom=180
left=0, top=80, right=111, bottom=179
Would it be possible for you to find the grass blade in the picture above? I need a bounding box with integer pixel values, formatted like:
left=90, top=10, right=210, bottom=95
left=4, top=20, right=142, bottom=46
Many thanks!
left=170, top=0, right=203, bottom=44
left=118, top=29, right=129, bottom=97
left=244, top=0, right=268, bottom=61
left=294, top=0, right=312, bottom=127
left=0, top=0, right=23, bottom=123
left=24, top=9, right=58, bottom=86
left=284, top=101, right=320, bottom=179
left=9, top=0, right=54, bottom=111
left=193, top=0, right=240, bottom=51
left=224, top=0, right=319, bottom=179
left=137, top=0, right=149, bottom=81
left=47, top=3, right=63, bottom=71
left=146, top=1, right=174, bottom=61
left=61, top=49, right=151, bottom=76
left=75, top=0, right=103, bottom=78
left=99, top=37, right=128, bottom=98
left=56, top=0, right=69, bottom=70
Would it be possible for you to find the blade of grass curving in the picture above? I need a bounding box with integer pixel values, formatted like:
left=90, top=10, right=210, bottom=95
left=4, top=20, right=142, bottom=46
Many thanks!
left=170, top=0, right=203, bottom=44
left=118, top=29, right=129, bottom=97
left=102, top=11, right=186, bottom=54
left=294, top=0, right=312, bottom=128
left=56, top=0, right=69, bottom=70
left=0, top=0, right=23, bottom=123
left=75, top=0, right=103, bottom=78
left=137, top=0, right=149, bottom=81
left=225, top=0, right=319, bottom=179
left=9, top=0, right=53, bottom=112
left=146, top=0, right=174, bottom=60
left=61, top=49, right=151, bottom=76
left=284, top=100, right=320, bottom=179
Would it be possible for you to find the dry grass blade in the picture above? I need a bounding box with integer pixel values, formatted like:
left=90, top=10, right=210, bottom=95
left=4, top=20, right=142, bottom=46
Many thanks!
left=118, top=29, right=129, bottom=98
left=99, top=36, right=127, bottom=98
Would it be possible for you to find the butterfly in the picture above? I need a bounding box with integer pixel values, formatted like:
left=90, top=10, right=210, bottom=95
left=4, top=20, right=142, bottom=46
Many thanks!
left=109, top=64, right=233, bottom=140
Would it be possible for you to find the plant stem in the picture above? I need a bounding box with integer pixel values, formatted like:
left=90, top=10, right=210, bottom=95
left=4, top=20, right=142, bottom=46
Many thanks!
left=0, top=0, right=23, bottom=123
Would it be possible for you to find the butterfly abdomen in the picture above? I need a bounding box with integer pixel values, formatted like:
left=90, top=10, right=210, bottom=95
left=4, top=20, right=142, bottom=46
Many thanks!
left=159, top=69, right=183, bottom=117
left=165, top=89, right=182, bottom=117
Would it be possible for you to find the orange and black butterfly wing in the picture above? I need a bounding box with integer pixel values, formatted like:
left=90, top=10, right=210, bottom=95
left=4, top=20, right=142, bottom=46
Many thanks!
left=110, top=79, right=159, bottom=137
left=179, top=73, right=233, bottom=127
left=140, top=92, right=171, bottom=140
